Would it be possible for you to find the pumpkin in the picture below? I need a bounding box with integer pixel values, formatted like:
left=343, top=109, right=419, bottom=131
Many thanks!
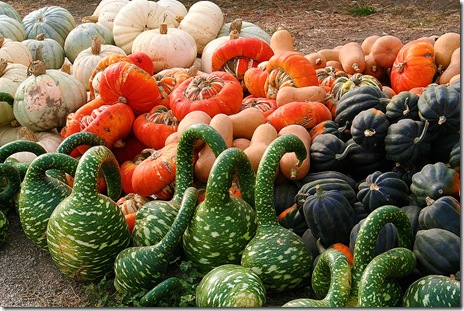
left=154, top=66, right=198, bottom=109
left=0, top=60, right=28, bottom=126
left=350, top=108, right=389, bottom=149
left=390, top=39, right=437, bottom=93
left=218, top=18, right=271, bottom=44
left=370, top=35, right=403, bottom=68
left=13, top=60, right=87, bottom=132
left=385, top=91, right=420, bottom=123
left=170, top=71, right=243, bottom=121
left=22, top=33, right=65, bottom=70
left=0, top=15, right=25, bottom=41
left=0, top=37, right=33, bottom=66
left=316, top=66, right=348, bottom=88
left=98, top=60, right=162, bottom=115
left=131, top=23, right=197, bottom=73
left=243, top=66, right=268, bottom=98
left=88, top=0, right=129, bottom=32
left=21, top=5, right=76, bottom=47
left=418, top=195, right=460, bottom=236
left=0, top=1, right=21, bottom=22
left=330, top=73, right=383, bottom=100
left=241, top=95, right=277, bottom=118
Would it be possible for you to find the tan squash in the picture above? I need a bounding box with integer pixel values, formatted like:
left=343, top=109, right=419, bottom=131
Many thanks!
left=232, top=137, right=251, bottom=150
left=278, top=124, right=311, bottom=181
left=370, top=35, right=403, bottom=68
left=243, top=123, right=278, bottom=172
left=363, top=53, right=387, bottom=81
left=270, top=27, right=294, bottom=55
left=194, top=113, right=233, bottom=182
left=177, top=110, right=212, bottom=150
left=164, top=131, right=179, bottom=145
left=325, top=60, right=344, bottom=71
left=228, top=108, right=266, bottom=140
left=361, top=35, right=380, bottom=55
left=304, top=52, right=327, bottom=69
left=275, top=85, right=327, bottom=107
left=317, top=48, right=340, bottom=62
left=448, top=73, right=460, bottom=85
left=438, top=47, right=460, bottom=84
left=339, top=41, right=365, bottom=74
left=434, top=32, right=460, bottom=70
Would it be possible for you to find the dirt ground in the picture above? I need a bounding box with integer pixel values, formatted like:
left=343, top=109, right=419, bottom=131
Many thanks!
left=0, top=0, right=461, bottom=307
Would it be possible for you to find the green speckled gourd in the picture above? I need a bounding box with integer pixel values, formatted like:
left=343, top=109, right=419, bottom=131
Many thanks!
left=0, top=209, right=8, bottom=246
left=132, top=123, right=228, bottom=247
left=0, top=163, right=21, bottom=214
left=402, top=274, right=461, bottom=307
left=282, top=248, right=352, bottom=307
left=357, top=247, right=416, bottom=307
left=241, top=134, right=313, bottom=293
left=46, top=145, right=129, bottom=281
left=139, top=277, right=182, bottom=307
left=0, top=140, right=47, bottom=180
left=56, top=131, right=107, bottom=155
left=183, top=147, right=256, bottom=273
left=347, top=205, right=414, bottom=306
left=18, top=152, right=78, bottom=250
left=196, top=264, right=266, bottom=307
left=113, top=187, right=198, bottom=295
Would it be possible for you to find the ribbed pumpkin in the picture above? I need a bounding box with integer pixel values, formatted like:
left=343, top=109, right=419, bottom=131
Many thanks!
left=295, top=177, right=357, bottom=207
left=0, top=1, right=21, bottom=22
left=309, top=133, right=352, bottom=173
left=350, top=108, right=389, bottom=149
left=88, top=0, right=129, bottom=32
left=0, top=15, right=25, bottom=41
left=418, top=196, right=460, bottom=236
left=330, top=73, right=382, bottom=100
left=218, top=18, right=271, bottom=44
left=21, top=6, right=76, bottom=47
left=22, top=33, right=65, bottom=70
left=385, top=91, right=420, bottom=123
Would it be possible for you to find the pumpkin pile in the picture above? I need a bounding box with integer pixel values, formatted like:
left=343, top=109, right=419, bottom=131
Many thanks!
left=0, top=0, right=460, bottom=307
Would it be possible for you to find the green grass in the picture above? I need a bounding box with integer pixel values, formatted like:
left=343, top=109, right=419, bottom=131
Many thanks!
left=349, top=1, right=377, bottom=16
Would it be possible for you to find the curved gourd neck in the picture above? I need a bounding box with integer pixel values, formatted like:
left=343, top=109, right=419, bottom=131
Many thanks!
left=0, top=140, right=47, bottom=163
left=0, top=163, right=21, bottom=201
left=57, top=132, right=107, bottom=155
left=23, top=152, right=78, bottom=183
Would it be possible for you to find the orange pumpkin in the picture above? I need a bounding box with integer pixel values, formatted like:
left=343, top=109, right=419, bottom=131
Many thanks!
left=99, top=61, right=162, bottom=115
left=154, top=66, right=199, bottom=109
left=169, top=71, right=243, bottom=121
left=88, top=54, right=132, bottom=99
left=241, top=95, right=277, bottom=117
left=390, top=39, right=437, bottom=93
left=120, top=153, right=147, bottom=194
left=243, top=66, right=269, bottom=97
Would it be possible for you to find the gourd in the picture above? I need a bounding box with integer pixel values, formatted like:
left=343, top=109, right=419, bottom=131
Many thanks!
left=13, top=60, right=87, bottom=132
left=131, top=123, right=228, bottom=247
left=0, top=162, right=21, bottom=215
left=183, top=147, right=256, bottom=273
left=0, top=15, right=25, bottom=41
left=269, top=27, right=294, bottom=55
left=304, top=52, right=327, bottom=69
left=338, top=42, right=365, bottom=74
left=113, top=187, right=199, bottom=295
left=241, top=134, right=313, bottom=293
left=278, top=124, right=311, bottom=180
left=138, top=277, right=182, bottom=307
left=282, top=248, right=352, bottom=307
left=402, top=275, right=461, bottom=307
left=349, top=220, right=399, bottom=258
left=196, top=264, right=266, bottom=307
left=18, top=152, right=78, bottom=250
left=0, top=208, right=8, bottom=246
left=21, top=5, right=76, bottom=47
left=47, top=146, right=130, bottom=281
left=0, top=140, right=47, bottom=180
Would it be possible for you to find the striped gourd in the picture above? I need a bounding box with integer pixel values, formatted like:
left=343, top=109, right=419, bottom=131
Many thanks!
left=357, top=247, right=416, bottom=307
left=196, top=264, right=266, bottom=307
left=131, top=123, right=228, bottom=247
left=183, top=147, right=256, bottom=273
left=402, top=275, right=461, bottom=307
left=282, top=248, right=352, bottom=307
left=0, top=163, right=20, bottom=215
left=46, top=145, right=129, bottom=281
left=18, top=153, right=78, bottom=250
left=241, top=134, right=313, bottom=293
left=347, top=205, right=414, bottom=306
left=0, top=140, right=47, bottom=180
left=113, top=187, right=198, bottom=295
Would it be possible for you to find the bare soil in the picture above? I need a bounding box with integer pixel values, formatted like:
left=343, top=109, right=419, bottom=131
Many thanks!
left=0, top=0, right=460, bottom=307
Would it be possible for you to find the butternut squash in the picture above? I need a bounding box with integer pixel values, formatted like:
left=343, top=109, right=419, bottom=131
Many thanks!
left=177, top=110, right=212, bottom=150
left=370, top=35, right=403, bottom=68
left=439, top=47, right=460, bottom=84
left=326, top=60, right=344, bottom=71
left=339, top=42, right=365, bottom=74
left=243, top=123, right=278, bottom=172
left=232, top=138, right=251, bottom=150
left=194, top=114, right=233, bottom=182
left=276, top=85, right=327, bottom=107
left=317, top=48, right=340, bottom=62
left=278, top=124, right=311, bottom=181
left=434, top=32, right=460, bottom=69
left=270, top=27, right=294, bottom=55
left=304, top=52, right=327, bottom=69
left=228, top=108, right=266, bottom=140
left=361, top=35, right=380, bottom=55
left=363, top=53, right=386, bottom=81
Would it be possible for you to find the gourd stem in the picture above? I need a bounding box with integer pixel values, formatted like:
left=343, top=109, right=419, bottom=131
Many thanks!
left=255, top=134, right=307, bottom=227
left=413, top=120, right=429, bottom=144
left=172, top=123, right=228, bottom=202
left=0, top=163, right=21, bottom=201
left=71, top=146, right=121, bottom=200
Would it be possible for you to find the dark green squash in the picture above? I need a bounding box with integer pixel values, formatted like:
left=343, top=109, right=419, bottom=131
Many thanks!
left=418, top=196, right=460, bottom=236
left=402, top=275, right=461, bottom=307
left=278, top=204, right=308, bottom=237
left=349, top=219, right=399, bottom=257
left=385, top=91, right=420, bottom=123
left=56, top=131, right=107, bottom=155
left=346, top=139, right=392, bottom=181
left=309, top=133, right=353, bottom=173
left=295, top=177, right=357, bottom=207
left=273, top=181, right=299, bottom=215
left=295, top=170, right=357, bottom=191
left=429, top=129, right=460, bottom=164
left=413, top=228, right=460, bottom=276
left=309, top=120, right=351, bottom=142
left=448, top=140, right=460, bottom=173
left=400, top=204, right=422, bottom=237
left=356, top=171, right=410, bottom=212
left=350, top=108, right=389, bottom=149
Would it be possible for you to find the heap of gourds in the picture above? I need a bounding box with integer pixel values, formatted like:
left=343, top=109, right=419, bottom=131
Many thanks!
left=0, top=0, right=460, bottom=307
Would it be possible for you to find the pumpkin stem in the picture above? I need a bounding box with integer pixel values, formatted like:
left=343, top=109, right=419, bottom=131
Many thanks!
left=36, top=33, right=46, bottom=41
left=27, top=60, right=47, bottom=77
left=159, top=22, right=168, bottom=35
left=413, top=120, right=429, bottom=145
left=229, top=18, right=243, bottom=34
left=0, top=58, right=7, bottom=75
left=364, top=129, right=376, bottom=137
left=91, top=36, right=102, bottom=55
left=81, top=15, right=99, bottom=23
left=437, top=115, right=447, bottom=125
left=396, top=62, right=405, bottom=74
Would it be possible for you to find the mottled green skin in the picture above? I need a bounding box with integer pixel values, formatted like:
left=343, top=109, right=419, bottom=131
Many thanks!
left=47, top=146, right=129, bottom=281
left=0, top=163, right=21, bottom=214
left=241, top=134, right=313, bottom=293
left=131, top=123, right=228, bottom=247
left=0, top=140, right=47, bottom=180
left=19, top=153, right=78, bottom=250
left=403, top=275, right=461, bottom=307
left=347, top=205, right=413, bottom=306
left=183, top=148, right=256, bottom=273
left=357, top=247, right=416, bottom=307
left=139, top=277, right=182, bottom=307
left=0, top=210, right=9, bottom=246
left=283, top=248, right=352, bottom=307
left=113, top=187, right=198, bottom=295
left=56, top=131, right=107, bottom=155
left=196, top=264, right=266, bottom=307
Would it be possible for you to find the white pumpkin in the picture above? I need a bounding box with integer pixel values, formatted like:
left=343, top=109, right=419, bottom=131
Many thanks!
left=201, top=34, right=233, bottom=74
left=0, top=15, right=26, bottom=41
left=178, top=1, right=224, bottom=54
left=0, top=1, right=21, bottom=22
left=132, top=23, right=197, bottom=73
left=93, top=0, right=129, bottom=32
left=22, top=33, right=65, bottom=70
left=218, top=18, right=271, bottom=44
left=0, top=37, right=33, bottom=66
left=158, top=0, right=188, bottom=23
left=93, top=0, right=129, bottom=16
left=112, top=0, right=180, bottom=54
left=0, top=59, right=28, bottom=126
left=72, top=36, right=126, bottom=90
left=13, top=61, right=87, bottom=132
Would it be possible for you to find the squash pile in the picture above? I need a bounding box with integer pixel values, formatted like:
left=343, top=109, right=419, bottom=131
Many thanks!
left=0, top=0, right=460, bottom=307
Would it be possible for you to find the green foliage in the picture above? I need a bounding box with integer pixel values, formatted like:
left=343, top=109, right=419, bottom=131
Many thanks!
left=349, top=1, right=376, bottom=16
